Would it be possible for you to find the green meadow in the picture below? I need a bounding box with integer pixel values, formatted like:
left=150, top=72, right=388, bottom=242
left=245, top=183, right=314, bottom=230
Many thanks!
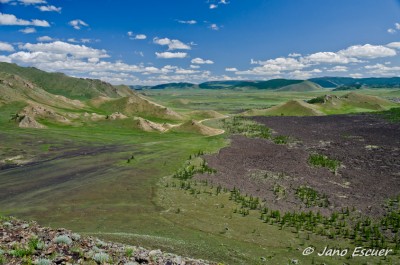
left=1, top=87, right=400, bottom=264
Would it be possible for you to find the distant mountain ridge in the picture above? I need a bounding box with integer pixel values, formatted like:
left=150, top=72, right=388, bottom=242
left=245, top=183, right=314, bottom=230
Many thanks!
left=136, top=77, right=400, bottom=91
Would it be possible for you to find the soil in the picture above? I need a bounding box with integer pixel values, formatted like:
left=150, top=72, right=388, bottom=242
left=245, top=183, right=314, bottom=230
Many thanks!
left=195, top=114, right=400, bottom=217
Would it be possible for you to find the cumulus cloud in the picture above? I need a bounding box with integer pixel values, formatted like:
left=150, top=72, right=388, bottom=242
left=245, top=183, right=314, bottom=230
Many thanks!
left=190, top=65, right=200, bottom=69
left=191, top=57, right=214, bottom=64
left=338, top=44, right=396, bottom=59
left=69, top=19, right=89, bottom=30
left=19, top=27, right=36, bottom=34
left=388, top=28, right=396, bottom=34
left=238, top=43, right=398, bottom=78
left=153, top=37, right=191, bottom=50
left=0, top=41, right=14, bottom=52
left=37, top=5, right=61, bottom=12
left=37, top=36, right=53, bottom=42
left=209, top=4, right=218, bottom=9
left=303, top=52, right=355, bottom=64
left=386, top=42, right=400, bottom=49
left=0, top=13, right=50, bottom=27
left=225, top=67, right=238, bottom=72
left=364, top=63, right=400, bottom=76
left=155, top=52, right=188, bottom=59
left=19, top=41, right=109, bottom=59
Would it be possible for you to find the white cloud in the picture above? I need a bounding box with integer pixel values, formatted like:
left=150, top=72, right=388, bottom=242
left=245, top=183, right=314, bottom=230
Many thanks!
left=209, top=4, right=218, bottom=9
left=37, top=5, right=61, bottom=12
left=191, top=57, right=214, bottom=64
left=177, top=20, right=197, bottom=24
left=0, top=55, right=12, bottom=63
left=303, top=52, right=355, bottom=64
left=288, top=53, right=301, bottom=57
left=327, top=66, right=348, bottom=72
left=225, top=67, right=238, bottom=72
left=254, top=57, right=307, bottom=70
left=134, top=34, right=147, bottom=40
left=210, top=24, right=220, bottom=30
left=386, top=42, right=400, bottom=49
left=190, top=65, right=200, bottom=69
left=175, top=69, right=199, bottom=74
left=338, top=44, right=396, bottom=59
left=396, top=23, right=400, bottom=30
left=69, top=19, right=88, bottom=30
left=0, top=13, right=50, bottom=27
left=19, top=0, right=46, bottom=5
left=153, top=37, right=191, bottom=50
left=364, top=63, right=400, bottom=76
left=19, top=41, right=109, bottom=59
left=0, top=41, right=14, bottom=52
left=388, top=28, right=396, bottom=34
left=127, top=31, right=133, bottom=37
left=37, top=36, right=53, bottom=42
left=349, top=73, right=363, bottom=78
left=239, top=43, right=397, bottom=77
left=19, top=27, right=36, bottom=34
left=155, top=52, right=187, bottom=59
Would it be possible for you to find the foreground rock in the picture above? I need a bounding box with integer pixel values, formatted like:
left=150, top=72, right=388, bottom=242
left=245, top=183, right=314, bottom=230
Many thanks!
left=0, top=217, right=214, bottom=265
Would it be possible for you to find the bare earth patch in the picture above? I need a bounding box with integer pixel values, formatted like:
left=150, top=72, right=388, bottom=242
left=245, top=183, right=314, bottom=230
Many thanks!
left=195, top=114, right=400, bottom=218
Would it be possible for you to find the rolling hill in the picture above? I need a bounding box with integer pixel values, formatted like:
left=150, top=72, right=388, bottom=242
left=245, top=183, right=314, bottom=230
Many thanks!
left=0, top=62, right=135, bottom=100
left=275, top=80, right=323, bottom=92
left=243, top=92, right=399, bottom=117
left=243, top=100, right=325, bottom=116
left=0, top=63, right=187, bottom=130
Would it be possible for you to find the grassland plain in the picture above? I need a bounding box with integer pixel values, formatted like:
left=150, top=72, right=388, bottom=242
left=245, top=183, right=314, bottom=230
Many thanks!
left=140, top=88, right=400, bottom=114
left=1, top=86, right=400, bottom=264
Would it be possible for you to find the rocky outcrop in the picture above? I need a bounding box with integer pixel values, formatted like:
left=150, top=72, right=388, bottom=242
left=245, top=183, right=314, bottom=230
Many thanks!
left=0, top=217, right=214, bottom=265
left=18, top=115, right=47, bottom=129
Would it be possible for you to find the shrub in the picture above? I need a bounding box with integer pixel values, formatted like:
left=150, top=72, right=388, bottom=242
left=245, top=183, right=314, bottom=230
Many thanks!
left=9, top=247, right=32, bottom=257
left=35, top=258, right=51, bottom=265
left=54, top=235, right=72, bottom=245
left=308, top=154, right=340, bottom=173
left=273, top=135, right=289, bottom=145
left=307, top=96, right=325, bottom=104
left=93, top=252, right=110, bottom=263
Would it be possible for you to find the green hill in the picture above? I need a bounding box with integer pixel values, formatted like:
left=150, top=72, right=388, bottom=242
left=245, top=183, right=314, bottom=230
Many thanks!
left=91, top=94, right=184, bottom=121
left=276, top=81, right=323, bottom=92
left=243, top=100, right=325, bottom=116
left=0, top=62, right=134, bottom=100
left=306, top=92, right=399, bottom=114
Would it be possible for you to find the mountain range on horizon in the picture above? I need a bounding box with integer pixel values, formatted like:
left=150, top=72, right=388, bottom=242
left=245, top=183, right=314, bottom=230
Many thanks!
left=132, top=76, right=400, bottom=91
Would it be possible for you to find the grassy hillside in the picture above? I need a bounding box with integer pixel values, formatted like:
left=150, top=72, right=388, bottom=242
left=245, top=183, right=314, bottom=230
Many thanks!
left=0, top=62, right=134, bottom=100
left=91, top=94, right=184, bottom=121
left=244, top=100, right=325, bottom=116
left=276, top=80, right=323, bottom=92
left=315, top=92, right=398, bottom=114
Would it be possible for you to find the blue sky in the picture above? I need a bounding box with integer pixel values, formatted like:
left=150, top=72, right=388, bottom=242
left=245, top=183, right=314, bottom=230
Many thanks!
left=1, top=0, right=400, bottom=85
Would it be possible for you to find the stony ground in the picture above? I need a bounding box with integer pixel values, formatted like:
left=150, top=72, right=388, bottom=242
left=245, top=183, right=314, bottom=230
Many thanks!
left=195, top=114, right=400, bottom=217
left=0, top=216, right=215, bottom=265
